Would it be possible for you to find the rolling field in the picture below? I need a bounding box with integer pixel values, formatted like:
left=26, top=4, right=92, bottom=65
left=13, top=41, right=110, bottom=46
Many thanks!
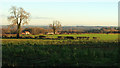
left=2, top=34, right=120, bottom=67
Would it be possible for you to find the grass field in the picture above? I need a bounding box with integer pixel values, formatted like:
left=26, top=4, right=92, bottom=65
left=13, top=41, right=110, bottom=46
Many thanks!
left=2, top=34, right=120, bottom=67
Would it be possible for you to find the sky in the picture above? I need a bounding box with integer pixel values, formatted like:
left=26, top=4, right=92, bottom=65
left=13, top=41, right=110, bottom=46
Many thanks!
left=0, top=0, right=119, bottom=26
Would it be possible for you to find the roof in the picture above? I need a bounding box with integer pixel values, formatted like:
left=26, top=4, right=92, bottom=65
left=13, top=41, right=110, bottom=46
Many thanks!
left=25, top=31, right=30, bottom=32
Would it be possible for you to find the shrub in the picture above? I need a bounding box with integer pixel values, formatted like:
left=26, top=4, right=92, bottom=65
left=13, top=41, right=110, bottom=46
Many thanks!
left=39, top=35, right=46, bottom=39
left=64, top=36, right=74, bottom=39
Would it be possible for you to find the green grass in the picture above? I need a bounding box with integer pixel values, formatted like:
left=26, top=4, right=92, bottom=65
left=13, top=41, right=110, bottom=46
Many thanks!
left=2, top=34, right=120, bottom=67
left=20, top=34, right=119, bottom=41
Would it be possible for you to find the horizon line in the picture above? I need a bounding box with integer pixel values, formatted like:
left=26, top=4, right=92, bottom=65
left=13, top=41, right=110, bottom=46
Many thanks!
left=0, top=25, right=118, bottom=27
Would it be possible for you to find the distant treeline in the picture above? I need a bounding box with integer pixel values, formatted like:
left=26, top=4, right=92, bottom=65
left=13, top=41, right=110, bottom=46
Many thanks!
left=1, top=26, right=119, bottom=35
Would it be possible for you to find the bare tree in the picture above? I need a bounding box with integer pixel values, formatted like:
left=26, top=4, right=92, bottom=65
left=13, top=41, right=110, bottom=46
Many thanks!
left=8, top=6, right=30, bottom=38
left=49, top=20, right=61, bottom=34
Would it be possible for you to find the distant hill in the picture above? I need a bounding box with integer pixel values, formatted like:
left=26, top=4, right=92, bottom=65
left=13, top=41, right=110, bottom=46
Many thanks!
left=1, top=25, right=119, bottom=34
left=1, top=25, right=117, bottom=31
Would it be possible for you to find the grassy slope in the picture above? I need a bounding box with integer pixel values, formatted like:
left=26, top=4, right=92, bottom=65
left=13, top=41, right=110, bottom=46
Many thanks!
left=2, top=34, right=120, bottom=67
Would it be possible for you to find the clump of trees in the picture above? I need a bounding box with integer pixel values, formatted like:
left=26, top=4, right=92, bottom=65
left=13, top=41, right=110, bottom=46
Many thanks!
left=23, top=27, right=47, bottom=35
left=8, top=6, right=30, bottom=38
left=2, top=28, right=17, bottom=34
left=49, top=20, right=61, bottom=34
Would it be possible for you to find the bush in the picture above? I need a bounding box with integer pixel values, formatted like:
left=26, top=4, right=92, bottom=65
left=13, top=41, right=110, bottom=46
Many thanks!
left=64, top=36, right=74, bottom=39
left=39, top=35, right=46, bottom=39
left=58, top=36, right=64, bottom=39
left=35, top=36, right=39, bottom=39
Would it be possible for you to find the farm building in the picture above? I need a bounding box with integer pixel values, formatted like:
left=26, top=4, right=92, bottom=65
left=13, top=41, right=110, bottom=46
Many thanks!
left=22, top=31, right=31, bottom=35
left=46, top=32, right=60, bottom=35
left=47, top=32, right=54, bottom=35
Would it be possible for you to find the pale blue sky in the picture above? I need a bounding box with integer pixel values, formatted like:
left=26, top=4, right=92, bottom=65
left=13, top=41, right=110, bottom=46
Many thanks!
left=0, top=0, right=118, bottom=26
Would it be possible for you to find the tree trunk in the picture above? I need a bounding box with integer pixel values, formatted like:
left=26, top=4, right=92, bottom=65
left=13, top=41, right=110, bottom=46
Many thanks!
left=17, top=24, right=21, bottom=38
left=53, top=29, right=56, bottom=34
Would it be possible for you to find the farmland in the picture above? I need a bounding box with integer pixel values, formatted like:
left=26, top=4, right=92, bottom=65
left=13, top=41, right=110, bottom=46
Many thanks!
left=2, top=34, right=120, bottom=67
